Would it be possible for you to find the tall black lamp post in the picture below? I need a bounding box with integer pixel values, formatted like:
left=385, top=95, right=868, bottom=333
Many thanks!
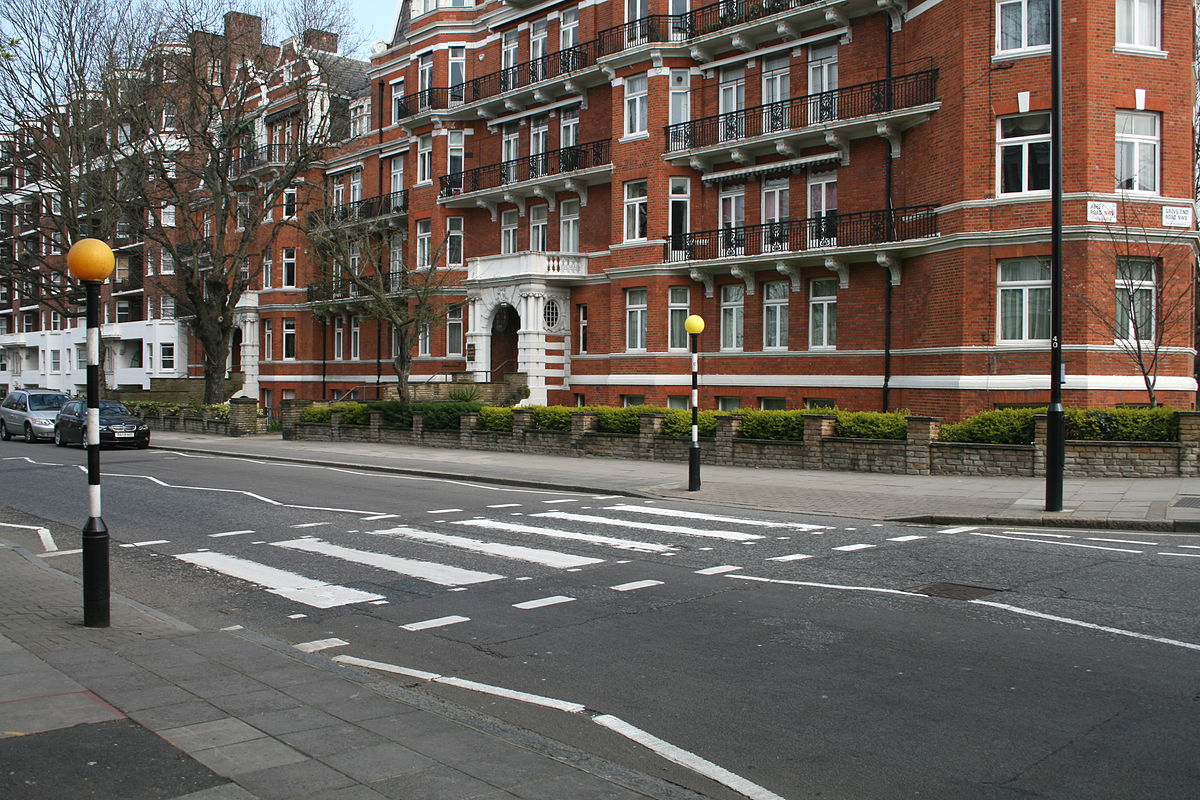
left=1046, top=0, right=1065, bottom=511
left=684, top=314, right=705, bottom=491
left=67, top=237, right=115, bottom=628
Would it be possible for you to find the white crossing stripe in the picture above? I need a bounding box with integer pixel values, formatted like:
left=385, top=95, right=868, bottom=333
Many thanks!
left=294, top=638, right=348, bottom=653
left=487, top=503, right=521, bottom=509
left=695, top=565, right=742, bottom=575
left=402, top=615, right=471, bottom=631
left=766, top=553, right=812, bottom=562
left=427, top=508, right=462, bottom=514
left=454, top=518, right=675, bottom=554
left=1159, top=552, right=1200, bottom=559
left=514, top=595, right=575, bottom=610
left=534, top=511, right=763, bottom=542
left=272, top=538, right=503, bottom=586
left=605, top=504, right=827, bottom=531
left=832, top=544, right=876, bottom=552
left=209, top=530, right=255, bottom=538
left=938, top=526, right=977, bottom=534
left=887, top=535, right=926, bottom=542
left=542, top=499, right=578, bottom=504
left=290, top=522, right=331, bottom=529
left=360, top=514, right=397, bottom=521
left=371, top=526, right=602, bottom=569
left=610, top=580, right=664, bottom=591
left=175, top=551, right=384, bottom=608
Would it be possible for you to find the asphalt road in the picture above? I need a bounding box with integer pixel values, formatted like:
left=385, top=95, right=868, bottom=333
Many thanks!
left=2, top=442, right=1199, bottom=799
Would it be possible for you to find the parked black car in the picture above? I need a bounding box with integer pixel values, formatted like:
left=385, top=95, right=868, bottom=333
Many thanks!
left=54, top=400, right=150, bottom=449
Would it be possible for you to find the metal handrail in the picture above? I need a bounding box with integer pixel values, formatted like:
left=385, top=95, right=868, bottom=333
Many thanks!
left=665, top=70, right=939, bottom=152
left=596, top=0, right=823, bottom=55
left=663, top=205, right=938, bottom=263
left=231, top=143, right=301, bottom=176
left=439, top=138, right=611, bottom=198
left=457, top=39, right=600, bottom=104
left=308, top=190, right=408, bottom=228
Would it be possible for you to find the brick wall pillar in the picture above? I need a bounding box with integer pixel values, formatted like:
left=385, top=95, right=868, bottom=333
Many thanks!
left=714, top=415, right=741, bottom=464
left=330, top=411, right=342, bottom=440
left=1033, top=414, right=1047, bottom=477
left=905, top=416, right=940, bottom=475
left=571, top=411, right=598, bottom=445
left=280, top=399, right=311, bottom=440
left=639, top=413, right=666, bottom=459
left=1177, top=411, right=1200, bottom=477
left=460, top=412, right=479, bottom=448
left=802, top=415, right=836, bottom=470
left=370, top=411, right=382, bottom=442
left=228, top=396, right=257, bottom=437
left=512, top=409, right=533, bottom=448
left=412, top=411, right=425, bottom=443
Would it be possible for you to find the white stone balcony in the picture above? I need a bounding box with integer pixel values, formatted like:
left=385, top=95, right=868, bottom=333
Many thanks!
left=467, top=251, right=588, bottom=283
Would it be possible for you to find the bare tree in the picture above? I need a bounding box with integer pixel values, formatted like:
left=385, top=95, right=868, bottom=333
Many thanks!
left=1070, top=199, right=1195, bottom=407
left=305, top=209, right=460, bottom=406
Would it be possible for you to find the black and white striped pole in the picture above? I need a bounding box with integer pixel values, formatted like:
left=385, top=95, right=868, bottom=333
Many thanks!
left=684, top=314, right=705, bottom=491
left=67, top=238, right=115, bottom=628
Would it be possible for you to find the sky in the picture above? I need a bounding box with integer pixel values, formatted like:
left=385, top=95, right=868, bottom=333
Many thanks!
left=347, top=0, right=398, bottom=51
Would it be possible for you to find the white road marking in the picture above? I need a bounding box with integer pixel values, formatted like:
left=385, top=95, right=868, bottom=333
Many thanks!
left=513, top=595, right=575, bottom=609
left=402, top=615, right=470, bottom=631
left=175, top=551, right=384, bottom=608
left=832, top=544, right=876, bottom=552
left=610, top=580, right=664, bottom=591
left=287, top=614, right=306, bottom=619
left=290, top=522, right=331, bottom=529
left=427, top=508, right=462, bottom=514
left=220, top=625, right=244, bottom=631
left=728, top=573, right=927, bottom=598
left=371, top=526, right=602, bottom=569
left=766, top=554, right=812, bottom=562
left=38, top=548, right=82, bottom=558
left=120, top=540, right=169, bottom=548
left=487, top=503, right=521, bottom=508
left=938, top=526, right=977, bottom=534
left=360, top=514, right=397, bottom=521
left=1159, top=552, right=1200, bottom=559
left=0, top=523, right=57, bottom=551
left=1087, top=537, right=1158, bottom=545
left=1002, top=530, right=1071, bottom=539
left=695, top=565, right=742, bottom=575
left=294, top=638, right=348, bottom=653
left=454, top=518, right=675, bottom=554
left=887, top=535, right=926, bottom=542
left=272, top=538, right=503, bottom=586
left=535, top=511, right=763, bottom=542
left=1179, top=545, right=1200, bottom=550
left=971, top=533, right=1142, bottom=553
left=971, top=600, right=1200, bottom=652
left=605, top=504, right=824, bottom=531
left=592, top=715, right=789, bottom=800
left=209, top=530, right=255, bottom=538
left=542, top=499, right=577, bottom=504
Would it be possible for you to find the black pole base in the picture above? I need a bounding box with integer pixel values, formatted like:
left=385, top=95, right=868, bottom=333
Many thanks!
left=1045, top=406, right=1066, bottom=512
left=688, top=446, right=701, bottom=491
left=82, top=516, right=110, bottom=628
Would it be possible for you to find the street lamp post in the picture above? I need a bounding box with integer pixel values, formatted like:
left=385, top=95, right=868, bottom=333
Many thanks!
left=684, top=314, right=705, bottom=491
left=67, top=238, right=115, bottom=628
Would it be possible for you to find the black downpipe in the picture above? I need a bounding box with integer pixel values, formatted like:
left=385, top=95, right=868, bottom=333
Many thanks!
left=377, top=80, right=385, bottom=197
left=321, top=319, right=327, bottom=399
left=376, top=320, right=383, bottom=399
left=881, top=18, right=894, bottom=412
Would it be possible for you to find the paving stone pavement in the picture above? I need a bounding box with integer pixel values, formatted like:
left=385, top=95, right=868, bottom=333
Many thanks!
left=0, top=540, right=710, bottom=800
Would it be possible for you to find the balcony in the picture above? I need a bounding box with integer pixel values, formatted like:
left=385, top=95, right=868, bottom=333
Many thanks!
left=306, top=271, right=408, bottom=302
left=666, top=70, right=938, bottom=168
left=457, top=41, right=602, bottom=118
left=231, top=143, right=301, bottom=177
left=663, top=205, right=938, bottom=264
left=439, top=139, right=611, bottom=208
left=467, top=251, right=588, bottom=283
left=308, top=190, right=408, bottom=229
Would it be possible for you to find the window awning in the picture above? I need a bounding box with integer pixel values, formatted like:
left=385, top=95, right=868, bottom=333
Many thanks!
left=701, top=151, right=841, bottom=184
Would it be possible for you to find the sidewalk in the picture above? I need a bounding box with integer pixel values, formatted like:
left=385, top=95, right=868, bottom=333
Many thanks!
left=149, top=430, right=1200, bottom=532
left=0, top=538, right=710, bottom=800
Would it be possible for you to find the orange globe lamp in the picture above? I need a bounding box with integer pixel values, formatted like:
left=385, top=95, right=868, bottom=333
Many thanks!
left=67, top=238, right=115, bottom=282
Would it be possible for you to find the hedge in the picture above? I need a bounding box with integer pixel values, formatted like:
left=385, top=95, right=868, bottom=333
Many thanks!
left=940, top=406, right=1180, bottom=444
left=939, top=409, right=1039, bottom=445
left=833, top=410, right=908, bottom=440
left=479, top=406, right=514, bottom=432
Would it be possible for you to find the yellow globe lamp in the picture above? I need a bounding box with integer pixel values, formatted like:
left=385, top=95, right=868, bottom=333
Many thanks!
left=67, top=238, right=115, bottom=282
left=684, top=314, right=705, bottom=336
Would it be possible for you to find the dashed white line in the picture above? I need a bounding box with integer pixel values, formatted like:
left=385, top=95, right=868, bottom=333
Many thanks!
left=542, top=499, right=578, bottom=504
left=38, top=548, right=82, bottom=558
left=695, top=565, right=742, bottom=575
left=610, top=580, right=664, bottom=592
left=513, top=595, right=575, bottom=610
left=427, top=508, right=462, bottom=514
left=402, top=615, right=471, bottom=631
left=487, top=503, right=521, bottom=509
left=294, top=638, right=349, bottom=653
left=1087, top=537, right=1158, bottom=546
left=1159, top=552, right=1200, bottom=559
left=360, top=514, right=397, bottom=521
left=1002, top=530, right=1071, bottom=539
left=766, top=554, right=812, bottom=562
left=287, top=613, right=306, bottom=619
left=1179, top=545, right=1200, bottom=550
left=971, top=600, right=1200, bottom=652
left=832, top=544, right=876, bottom=552
left=120, top=540, right=170, bottom=548
left=290, top=522, right=332, bottom=529
left=971, top=533, right=1142, bottom=553
left=938, top=526, right=977, bottom=534
left=887, top=535, right=926, bottom=542
left=209, top=530, right=255, bottom=538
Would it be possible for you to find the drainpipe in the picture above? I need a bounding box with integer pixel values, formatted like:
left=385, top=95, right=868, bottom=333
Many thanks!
left=377, top=80, right=385, bottom=197
left=881, top=17, right=895, bottom=412
left=320, top=318, right=327, bottom=399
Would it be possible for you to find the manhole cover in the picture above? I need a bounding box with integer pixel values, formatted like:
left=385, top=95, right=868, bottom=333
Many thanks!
left=1174, top=496, right=1200, bottom=508
left=909, top=582, right=1003, bottom=601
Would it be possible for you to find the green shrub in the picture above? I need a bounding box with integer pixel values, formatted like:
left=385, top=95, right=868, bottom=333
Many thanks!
left=531, top=405, right=573, bottom=431
left=266, top=419, right=282, bottom=433
left=1065, top=407, right=1179, bottom=442
left=479, top=406, right=514, bottom=432
left=833, top=410, right=908, bottom=440
left=448, top=385, right=480, bottom=403
left=738, top=410, right=809, bottom=441
left=413, top=401, right=483, bottom=430
left=591, top=405, right=674, bottom=434
left=366, top=401, right=412, bottom=428
left=661, top=409, right=719, bottom=438
left=300, top=406, right=331, bottom=424
left=939, top=408, right=1040, bottom=445
left=299, top=403, right=366, bottom=424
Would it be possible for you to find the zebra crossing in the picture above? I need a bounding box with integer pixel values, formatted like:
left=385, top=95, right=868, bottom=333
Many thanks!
left=159, top=501, right=938, bottom=610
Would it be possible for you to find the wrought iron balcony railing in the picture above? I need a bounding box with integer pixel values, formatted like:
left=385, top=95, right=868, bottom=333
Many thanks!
left=308, top=190, right=408, bottom=229
left=439, top=138, right=610, bottom=198
left=231, top=143, right=301, bottom=176
left=393, top=87, right=452, bottom=120
left=666, top=71, right=938, bottom=152
left=307, top=271, right=409, bottom=302
left=457, top=40, right=600, bottom=104
left=597, top=0, right=823, bottom=55
left=662, top=205, right=938, bottom=263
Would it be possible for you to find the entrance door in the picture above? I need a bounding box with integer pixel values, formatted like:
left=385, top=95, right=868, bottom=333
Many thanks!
left=490, top=304, right=520, bottom=380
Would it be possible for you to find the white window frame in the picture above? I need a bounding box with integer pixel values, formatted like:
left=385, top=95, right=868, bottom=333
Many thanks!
left=416, top=219, right=432, bottom=268
left=1116, top=0, right=1160, bottom=51
left=1115, top=110, right=1159, bottom=194
left=447, top=305, right=464, bottom=356
left=501, top=209, right=519, bottom=254
left=720, top=283, right=744, bottom=351
left=333, top=318, right=344, bottom=360
left=996, top=0, right=1050, bottom=54
left=625, top=288, right=648, bottom=351
left=997, top=258, right=1050, bottom=343
left=160, top=296, right=175, bottom=319
left=1115, top=257, right=1156, bottom=342
left=282, top=318, right=297, bottom=360
left=578, top=303, right=588, bottom=353
left=560, top=199, right=580, bottom=252
left=809, top=278, right=837, bottom=350
left=530, top=205, right=548, bottom=251
left=417, top=134, right=433, bottom=184
left=763, top=280, right=789, bottom=350
left=282, top=247, right=296, bottom=287
left=262, top=254, right=273, bottom=289
left=624, top=74, right=648, bottom=137
left=160, top=343, right=175, bottom=371
left=997, top=113, right=1051, bottom=195
left=624, top=180, right=648, bottom=242
left=262, top=319, right=273, bottom=360
left=447, top=217, right=464, bottom=265
left=351, top=317, right=361, bottom=360
left=667, top=285, right=689, bottom=351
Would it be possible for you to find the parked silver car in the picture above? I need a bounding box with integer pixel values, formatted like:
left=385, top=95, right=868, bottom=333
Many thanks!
left=0, top=390, right=71, bottom=442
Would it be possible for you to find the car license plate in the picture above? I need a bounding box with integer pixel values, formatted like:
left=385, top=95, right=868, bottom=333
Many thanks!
left=115, top=432, right=134, bottom=438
